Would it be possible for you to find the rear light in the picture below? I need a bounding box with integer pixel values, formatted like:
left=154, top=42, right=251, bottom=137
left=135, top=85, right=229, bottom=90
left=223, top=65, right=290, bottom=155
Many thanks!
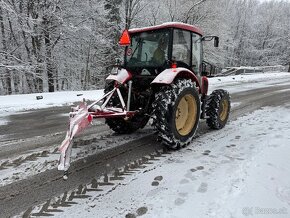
left=171, top=62, right=177, bottom=68
left=171, top=57, right=177, bottom=69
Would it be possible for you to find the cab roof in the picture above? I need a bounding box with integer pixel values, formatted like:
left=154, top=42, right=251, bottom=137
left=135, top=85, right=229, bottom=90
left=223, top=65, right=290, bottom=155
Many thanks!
left=129, top=22, right=203, bottom=36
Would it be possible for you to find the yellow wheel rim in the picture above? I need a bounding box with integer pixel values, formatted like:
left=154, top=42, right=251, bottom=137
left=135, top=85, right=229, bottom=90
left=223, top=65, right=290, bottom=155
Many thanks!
left=175, top=94, right=197, bottom=136
left=220, top=99, right=229, bottom=121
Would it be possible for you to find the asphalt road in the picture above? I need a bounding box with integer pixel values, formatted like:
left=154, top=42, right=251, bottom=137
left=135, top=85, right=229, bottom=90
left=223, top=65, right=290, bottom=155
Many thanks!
left=0, top=80, right=290, bottom=217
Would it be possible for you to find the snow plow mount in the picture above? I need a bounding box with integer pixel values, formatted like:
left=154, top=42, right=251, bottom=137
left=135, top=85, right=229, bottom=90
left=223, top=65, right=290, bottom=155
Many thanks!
left=88, top=83, right=136, bottom=119
left=58, top=82, right=137, bottom=177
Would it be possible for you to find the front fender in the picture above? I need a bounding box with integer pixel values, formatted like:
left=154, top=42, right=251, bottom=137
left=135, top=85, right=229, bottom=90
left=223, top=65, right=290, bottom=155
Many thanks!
left=151, top=67, right=200, bottom=88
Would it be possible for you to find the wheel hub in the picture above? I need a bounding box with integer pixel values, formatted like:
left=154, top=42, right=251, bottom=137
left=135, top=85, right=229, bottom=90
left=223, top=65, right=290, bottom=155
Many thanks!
left=220, top=99, right=229, bottom=121
left=175, top=94, right=197, bottom=136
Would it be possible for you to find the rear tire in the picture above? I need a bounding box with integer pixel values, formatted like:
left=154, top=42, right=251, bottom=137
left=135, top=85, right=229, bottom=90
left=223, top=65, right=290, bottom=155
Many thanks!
left=206, top=89, right=231, bottom=129
left=153, top=79, right=200, bottom=149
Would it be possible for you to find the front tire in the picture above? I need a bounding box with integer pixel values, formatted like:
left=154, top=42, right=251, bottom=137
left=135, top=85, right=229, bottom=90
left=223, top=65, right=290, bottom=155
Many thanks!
left=206, top=89, right=231, bottom=129
left=153, top=79, right=200, bottom=149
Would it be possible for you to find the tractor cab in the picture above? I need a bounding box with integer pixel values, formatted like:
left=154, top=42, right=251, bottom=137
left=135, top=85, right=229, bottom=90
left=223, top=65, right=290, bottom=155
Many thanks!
left=120, top=23, right=204, bottom=77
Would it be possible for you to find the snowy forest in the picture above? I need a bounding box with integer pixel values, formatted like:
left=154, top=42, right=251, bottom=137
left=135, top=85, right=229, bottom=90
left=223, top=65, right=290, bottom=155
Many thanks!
left=0, top=0, right=289, bottom=95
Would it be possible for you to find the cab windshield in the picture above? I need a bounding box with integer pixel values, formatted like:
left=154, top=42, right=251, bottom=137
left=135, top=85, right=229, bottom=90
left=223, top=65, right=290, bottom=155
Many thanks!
left=125, top=30, right=170, bottom=68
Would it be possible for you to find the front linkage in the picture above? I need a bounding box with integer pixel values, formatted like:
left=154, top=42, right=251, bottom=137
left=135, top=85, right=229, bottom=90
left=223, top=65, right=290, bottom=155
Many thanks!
left=58, top=71, right=136, bottom=178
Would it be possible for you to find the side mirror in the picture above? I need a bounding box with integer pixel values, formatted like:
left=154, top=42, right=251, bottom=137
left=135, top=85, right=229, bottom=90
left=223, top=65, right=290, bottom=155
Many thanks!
left=201, top=36, right=219, bottom=48
left=214, top=36, right=219, bottom=47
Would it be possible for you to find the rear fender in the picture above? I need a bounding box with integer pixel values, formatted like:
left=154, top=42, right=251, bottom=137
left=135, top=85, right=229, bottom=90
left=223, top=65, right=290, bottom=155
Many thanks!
left=151, top=67, right=201, bottom=92
left=106, top=68, right=132, bottom=84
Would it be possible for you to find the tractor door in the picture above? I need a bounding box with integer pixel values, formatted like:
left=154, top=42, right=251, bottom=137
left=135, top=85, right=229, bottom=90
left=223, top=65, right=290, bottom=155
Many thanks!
left=172, top=29, right=191, bottom=69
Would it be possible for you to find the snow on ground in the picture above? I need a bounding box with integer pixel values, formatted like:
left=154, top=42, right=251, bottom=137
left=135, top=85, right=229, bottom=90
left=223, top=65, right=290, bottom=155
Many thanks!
left=51, top=104, right=290, bottom=218
left=1, top=71, right=288, bottom=127
left=0, top=90, right=104, bottom=116
left=0, top=125, right=154, bottom=187
left=0, top=72, right=289, bottom=119
left=0, top=89, right=104, bottom=112
left=0, top=71, right=289, bottom=125
left=1, top=71, right=290, bottom=216
left=208, top=71, right=290, bottom=93
left=0, top=71, right=289, bottom=186
left=0, top=89, right=104, bottom=127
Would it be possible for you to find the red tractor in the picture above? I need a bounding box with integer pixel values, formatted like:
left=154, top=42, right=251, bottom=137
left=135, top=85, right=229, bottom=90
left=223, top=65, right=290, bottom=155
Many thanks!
left=58, top=22, right=231, bottom=174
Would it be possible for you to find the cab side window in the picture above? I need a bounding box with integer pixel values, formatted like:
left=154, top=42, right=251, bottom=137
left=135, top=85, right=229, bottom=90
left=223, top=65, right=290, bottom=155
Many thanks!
left=172, top=29, right=191, bottom=67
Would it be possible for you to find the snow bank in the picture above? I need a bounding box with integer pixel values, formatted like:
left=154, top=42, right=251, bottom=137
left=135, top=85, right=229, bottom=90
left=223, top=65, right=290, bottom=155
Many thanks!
left=0, top=90, right=104, bottom=115
left=209, top=71, right=290, bottom=93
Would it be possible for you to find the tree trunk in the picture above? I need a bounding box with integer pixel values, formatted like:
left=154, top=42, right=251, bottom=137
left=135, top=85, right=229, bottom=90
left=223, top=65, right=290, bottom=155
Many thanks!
left=43, top=9, right=57, bottom=92
left=0, top=6, right=12, bottom=95
left=84, top=38, right=92, bottom=89
left=0, top=79, right=4, bottom=95
left=16, top=0, right=35, bottom=93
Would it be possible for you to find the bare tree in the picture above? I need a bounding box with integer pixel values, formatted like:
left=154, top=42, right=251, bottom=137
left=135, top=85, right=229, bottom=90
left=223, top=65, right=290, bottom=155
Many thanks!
left=0, top=4, right=12, bottom=94
left=124, top=0, right=145, bottom=29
